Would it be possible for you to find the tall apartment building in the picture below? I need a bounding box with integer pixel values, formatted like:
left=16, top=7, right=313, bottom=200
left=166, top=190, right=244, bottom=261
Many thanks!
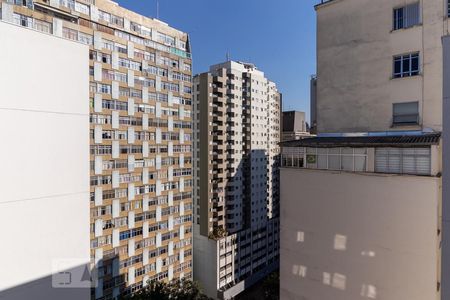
left=193, top=61, right=281, bottom=299
left=281, top=0, right=448, bottom=299
left=0, top=0, right=193, bottom=298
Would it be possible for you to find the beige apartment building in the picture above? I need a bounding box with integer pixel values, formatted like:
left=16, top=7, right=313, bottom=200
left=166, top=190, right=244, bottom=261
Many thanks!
left=193, top=61, right=281, bottom=299
left=0, top=0, right=193, bottom=299
left=281, top=0, right=448, bottom=299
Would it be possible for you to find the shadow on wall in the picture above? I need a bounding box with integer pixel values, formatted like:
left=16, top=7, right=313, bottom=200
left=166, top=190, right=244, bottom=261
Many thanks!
left=0, top=263, right=91, bottom=300
left=0, top=255, right=127, bottom=300
left=216, top=149, right=280, bottom=298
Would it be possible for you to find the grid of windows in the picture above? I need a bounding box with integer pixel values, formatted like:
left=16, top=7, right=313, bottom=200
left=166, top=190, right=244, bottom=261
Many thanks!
left=282, top=147, right=367, bottom=172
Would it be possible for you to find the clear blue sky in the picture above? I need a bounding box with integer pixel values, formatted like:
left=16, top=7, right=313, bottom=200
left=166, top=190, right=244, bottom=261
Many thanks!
left=116, top=0, right=317, bottom=120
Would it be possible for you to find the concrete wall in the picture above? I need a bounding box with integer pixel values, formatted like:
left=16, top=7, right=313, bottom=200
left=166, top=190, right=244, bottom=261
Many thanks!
left=0, top=22, right=90, bottom=299
left=193, top=225, right=219, bottom=299
left=441, top=35, right=450, bottom=300
left=280, top=168, right=440, bottom=300
left=316, top=0, right=444, bottom=133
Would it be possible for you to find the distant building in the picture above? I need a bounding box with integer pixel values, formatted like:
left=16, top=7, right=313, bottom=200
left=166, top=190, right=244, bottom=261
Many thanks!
left=310, top=75, right=317, bottom=133
left=193, top=61, right=281, bottom=299
left=282, top=110, right=309, bottom=141
left=281, top=1, right=446, bottom=300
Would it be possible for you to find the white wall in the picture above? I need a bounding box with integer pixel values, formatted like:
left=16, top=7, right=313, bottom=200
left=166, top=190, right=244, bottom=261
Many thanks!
left=0, top=22, right=90, bottom=299
left=281, top=168, right=440, bottom=300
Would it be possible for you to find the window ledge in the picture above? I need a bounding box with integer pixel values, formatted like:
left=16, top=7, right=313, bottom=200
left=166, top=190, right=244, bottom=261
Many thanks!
left=391, top=123, right=420, bottom=128
left=390, top=23, right=423, bottom=33
left=390, top=73, right=422, bottom=80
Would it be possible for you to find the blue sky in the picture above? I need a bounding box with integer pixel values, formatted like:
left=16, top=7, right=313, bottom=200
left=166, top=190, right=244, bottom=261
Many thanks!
left=116, top=0, right=318, bottom=120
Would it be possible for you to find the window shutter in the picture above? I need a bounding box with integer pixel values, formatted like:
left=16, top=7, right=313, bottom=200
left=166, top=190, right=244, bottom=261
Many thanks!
left=406, top=3, right=420, bottom=27
left=375, top=149, right=388, bottom=173
left=393, top=102, right=419, bottom=124
left=415, top=148, right=431, bottom=175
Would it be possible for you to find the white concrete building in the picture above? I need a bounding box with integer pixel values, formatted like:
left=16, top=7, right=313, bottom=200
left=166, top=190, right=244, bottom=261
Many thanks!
left=0, top=21, right=90, bottom=300
left=193, top=61, right=281, bottom=299
left=281, top=0, right=448, bottom=299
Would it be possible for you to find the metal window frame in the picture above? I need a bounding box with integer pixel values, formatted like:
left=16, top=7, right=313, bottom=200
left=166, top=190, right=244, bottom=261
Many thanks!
left=393, top=52, right=420, bottom=78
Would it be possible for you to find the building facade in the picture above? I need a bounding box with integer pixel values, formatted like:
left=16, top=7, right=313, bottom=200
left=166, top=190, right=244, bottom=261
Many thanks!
left=314, top=0, right=443, bottom=134
left=0, top=0, right=193, bottom=298
left=281, top=0, right=447, bottom=299
left=193, top=61, right=281, bottom=299
left=0, top=20, right=90, bottom=300
left=282, top=110, right=310, bottom=141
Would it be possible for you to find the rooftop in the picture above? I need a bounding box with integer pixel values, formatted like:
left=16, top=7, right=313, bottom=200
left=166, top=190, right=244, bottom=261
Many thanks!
left=315, top=0, right=338, bottom=9
left=281, top=133, right=441, bottom=148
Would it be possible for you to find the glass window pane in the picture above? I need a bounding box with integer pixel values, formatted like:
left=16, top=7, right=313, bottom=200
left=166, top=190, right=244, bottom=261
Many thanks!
left=329, top=148, right=340, bottom=155
left=341, top=148, right=353, bottom=155
left=317, top=155, right=328, bottom=169
left=354, top=148, right=367, bottom=155
left=403, top=56, right=410, bottom=74
left=328, top=156, right=340, bottom=170
left=394, top=58, right=402, bottom=75
left=411, top=55, right=419, bottom=73
left=355, top=156, right=366, bottom=172
left=317, top=148, right=328, bottom=154
left=341, top=156, right=353, bottom=171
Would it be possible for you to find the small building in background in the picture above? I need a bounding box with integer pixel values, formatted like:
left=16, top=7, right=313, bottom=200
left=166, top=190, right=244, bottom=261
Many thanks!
left=282, top=110, right=310, bottom=141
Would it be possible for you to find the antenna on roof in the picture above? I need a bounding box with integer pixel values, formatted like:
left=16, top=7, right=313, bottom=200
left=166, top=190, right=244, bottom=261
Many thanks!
left=226, top=51, right=230, bottom=62
left=156, top=0, right=160, bottom=19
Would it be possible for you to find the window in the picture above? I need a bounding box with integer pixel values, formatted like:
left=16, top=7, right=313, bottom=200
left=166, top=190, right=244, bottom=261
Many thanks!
left=393, top=102, right=419, bottom=125
left=393, top=3, right=420, bottom=30
left=98, top=10, right=111, bottom=23
left=78, top=32, right=93, bottom=45
left=74, top=1, right=89, bottom=15
left=375, top=147, right=430, bottom=175
left=12, top=0, right=32, bottom=8
left=448, top=0, right=450, bottom=17
left=34, top=19, right=52, bottom=33
left=281, top=147, right=367, bottom=172
left=59, top=0, right=75, bottom=10
left=13, top=13, right=32, bottom=28
left=393, top=53, right=419, bottom=78
left=111, top=15, right=124, bottom=28
left=63, top=27, right=78, bottom=41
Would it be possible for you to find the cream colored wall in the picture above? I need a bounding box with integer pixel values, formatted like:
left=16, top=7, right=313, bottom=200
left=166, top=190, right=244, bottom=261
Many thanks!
left=280, top=168, right=440, bottom=300
left=316, top=0, right=444, bottom=133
